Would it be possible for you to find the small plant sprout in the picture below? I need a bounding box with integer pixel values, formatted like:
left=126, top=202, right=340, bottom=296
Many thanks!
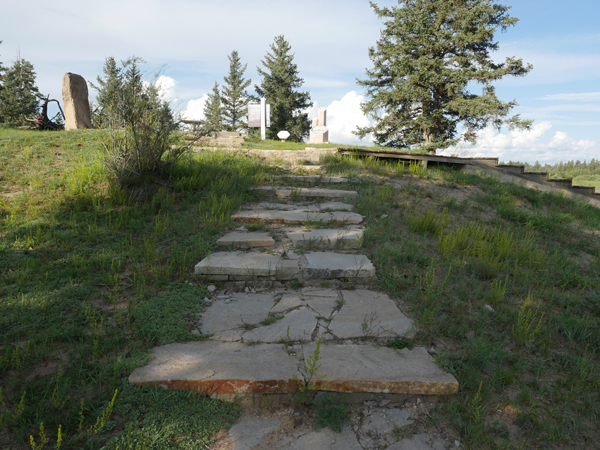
left=293, top=337, right=329, bottom=405
left=512, top=294, right=544, bottom=347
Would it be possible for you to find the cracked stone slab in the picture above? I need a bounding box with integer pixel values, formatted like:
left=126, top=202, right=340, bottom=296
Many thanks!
left=304, top=252, right=375, bottom=279
left=328, top=290, right=415, bottom=339
left=302, top=289, right=340, bottom=317
left=201, top=293, right=274, bottom=341
left=276, top=426, right=362, bottom=450
left=242, top=307, right=319, bottom=343
left=230, top=418, right=282, bottom=450
left=287, top=227, right=363, bottom=250
left=216, top=231, right=275, bottom=249
left=386, top=434, right=446, bottom=450
left=304, top=344, right=459, bottom=395
left=232, top=210, right=363, bottom=225
left=129, top=342, right=301, bottom=394
left=194, top=252, right=280, bottom=277
left=253, top=186, right=358, bottom=199
left=271, top=293, right=305, bottom=314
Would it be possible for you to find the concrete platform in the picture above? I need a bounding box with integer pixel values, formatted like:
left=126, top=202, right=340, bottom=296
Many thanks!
left=286, top=227, right=363, bottom=250
left=232, top=210, right=363, bottom=225
left=216, top=231, right=275, bottom=249
left=129, top=342, right=301, bottom=394
left=305, top=344, right=459, bottom=395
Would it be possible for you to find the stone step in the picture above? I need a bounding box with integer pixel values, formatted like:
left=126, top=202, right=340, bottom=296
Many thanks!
left=216, top=231, right=275, bottom=249
left=252, top=201, right=353, bottom=212
left=128, top=341, right=458, bottom=396
left=286, top=227, right=363, bottom=250
left=268, top=174, right=350, bottom=185
left=129, top=342, right=300, bottom=394
left=199, top=290, right=414, bottom=343
left=194, top=252, right=375, bottom=281
left=232, top=209, right=363, bottom=225
left=253, top=186, right=358, bottom=200
left=304, top=344, right=458, bottom=396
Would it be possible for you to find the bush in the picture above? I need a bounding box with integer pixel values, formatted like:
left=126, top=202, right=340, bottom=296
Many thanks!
left=98, top=57, right=205, bottom=193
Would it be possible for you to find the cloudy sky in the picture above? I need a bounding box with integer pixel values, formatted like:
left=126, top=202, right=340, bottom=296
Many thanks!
left=2, top=0, right=600, bottom=163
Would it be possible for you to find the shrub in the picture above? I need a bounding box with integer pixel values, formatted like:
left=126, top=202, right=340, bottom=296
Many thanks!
left=98, top=57, right=205, bottom=193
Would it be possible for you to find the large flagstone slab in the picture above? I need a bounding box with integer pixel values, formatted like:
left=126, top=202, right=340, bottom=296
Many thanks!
left=253, top=186, right=358, bottom=200
left=242, top=307, right=319, bottom=343
left=302, top=289, right=340, bottom=317
left=304, top=344, right=459, bottom=395
left=328, top=290, right=415, bottom=339
left=254, top=202, right=353, bottom=212
left=201, top=293, right=274, bottom=341
left=216, top=231, right=275, bottom=249
left=194, top=252, right=281, bottom=277
left=304, top=253, right=375, bottom=279
left=129, top=342, right=301, bottom=394
left=287, top=227, right=363, bottom=249
left=232, top=210, right=363, bottom=225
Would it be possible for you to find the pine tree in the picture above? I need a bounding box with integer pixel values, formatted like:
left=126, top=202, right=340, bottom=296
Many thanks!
left=90, top=57, right=123, bottom=126
left=255, top=35, right=312, bottom=142
left=221, top=50, right=251, bottom=132
left=0, top=55, right=40, bottom=125
left=203, top=82, right=222, bottom=133
left=356, top=0, right=533, bottom=154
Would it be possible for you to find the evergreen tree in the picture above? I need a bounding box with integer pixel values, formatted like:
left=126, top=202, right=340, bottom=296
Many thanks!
left=221, top=50, right=251, bottom=132
left=356, top=0, right=533, bottom=154
left=91, top=56, right=146, bottom=127
left=90, top=56, right=122, bottom=126
left=0, top=55, right=40, bottom=125
left=203, top=82, right=222, bottom=133
left=255, top=35, right=312, bottom=142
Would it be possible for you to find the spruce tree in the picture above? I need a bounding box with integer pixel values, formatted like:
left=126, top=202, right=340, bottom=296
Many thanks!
left=91, top=56, right=146, bottom=127
left=221, top=50, right=251, bottom=132
left=203, top=82, right=223, bottom=133
left=356, top=0, right=533, bottom=154
left=255, top=35, right=312, bottom=142
left=0, top=55, right=40, bottom=125
left=91, top=56, right=123, bottom=126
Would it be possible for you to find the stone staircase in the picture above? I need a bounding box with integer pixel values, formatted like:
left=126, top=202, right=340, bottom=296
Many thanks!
left=465, top=158, right=600, bottom=208
left=129, top=176, right=458, bottom=405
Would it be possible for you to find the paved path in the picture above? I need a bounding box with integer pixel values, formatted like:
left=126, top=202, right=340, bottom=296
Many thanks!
left=129, top=174, right=460, bottom=449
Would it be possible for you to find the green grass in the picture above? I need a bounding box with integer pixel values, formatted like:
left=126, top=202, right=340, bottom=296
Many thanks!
left=320, top=154, right=600, bottom=449
left=2, top=129, right=600, bottom=449
left=0, top=129, right=266, bottom=449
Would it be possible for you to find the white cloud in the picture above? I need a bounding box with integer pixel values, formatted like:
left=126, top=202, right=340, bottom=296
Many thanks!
left=541, top=92, right=600, bottom=102
left=442, top=122, right=600, bottom=164
left=325, top=91, right=373, bottom=145
left=182, top=94, right=209, bottom=121
left=155, top=75, right=177, bottom=103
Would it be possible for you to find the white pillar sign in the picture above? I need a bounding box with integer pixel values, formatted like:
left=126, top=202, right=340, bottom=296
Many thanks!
left=248, top=98, right=271, bottom=140
left=260, top=97, right=266, bottom=141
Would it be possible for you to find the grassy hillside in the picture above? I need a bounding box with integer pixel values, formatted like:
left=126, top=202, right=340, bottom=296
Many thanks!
left=1, top=129, right=600, bottom=449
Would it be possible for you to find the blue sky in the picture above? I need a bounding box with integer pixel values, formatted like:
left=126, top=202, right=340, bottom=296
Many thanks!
left=2, top=0, right=600, bottom=163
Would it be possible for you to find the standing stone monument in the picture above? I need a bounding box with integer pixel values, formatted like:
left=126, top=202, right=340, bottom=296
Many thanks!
left=309, top=107, right=329, bottom=144
left=62, top=73, right=93, bottom=130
